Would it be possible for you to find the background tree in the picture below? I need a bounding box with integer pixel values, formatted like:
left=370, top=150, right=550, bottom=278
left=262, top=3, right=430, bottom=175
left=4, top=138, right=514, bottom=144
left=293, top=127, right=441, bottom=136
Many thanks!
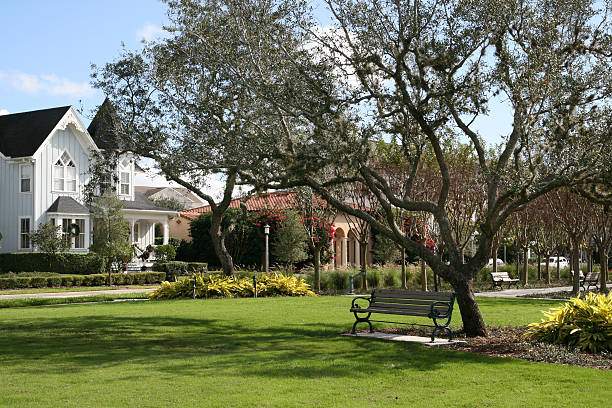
left=547, top=190, right=592, bottom=294
left=91, top=0, right=284, bottom=276
left=588, top=203, right=612, bottom=293
left=152, top=197, right=186, bottom=212
left=29, top=223, right=72, bottom=271
left=90, top=193, right=133, bottom=285
left=271, top=211, right=308, bottom=271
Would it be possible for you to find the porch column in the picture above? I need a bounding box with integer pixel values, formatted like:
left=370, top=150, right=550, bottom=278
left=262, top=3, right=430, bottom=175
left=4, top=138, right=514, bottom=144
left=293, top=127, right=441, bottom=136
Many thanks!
left=162, top=218, right=169, bottom=245
left=342, top=237, right=348, bottom=267
left=355, top=239, right=360, bottom=267
left=130, top=218, right=136, bottom=244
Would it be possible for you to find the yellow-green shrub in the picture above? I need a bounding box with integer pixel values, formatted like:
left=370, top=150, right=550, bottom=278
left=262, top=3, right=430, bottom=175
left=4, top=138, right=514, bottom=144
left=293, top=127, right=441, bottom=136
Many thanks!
left=525, top=292, right=612, bottom=353
left=149, top=273, right=315, bottom=300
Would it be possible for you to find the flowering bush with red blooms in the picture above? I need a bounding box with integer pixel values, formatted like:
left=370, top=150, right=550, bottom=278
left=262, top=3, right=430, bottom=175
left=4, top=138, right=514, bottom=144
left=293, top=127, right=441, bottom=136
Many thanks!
left=252, top=209, right=286, bottom=237
left=403, top=216, right=436, bottom=252
left=302, top=214, right=335, bottom=263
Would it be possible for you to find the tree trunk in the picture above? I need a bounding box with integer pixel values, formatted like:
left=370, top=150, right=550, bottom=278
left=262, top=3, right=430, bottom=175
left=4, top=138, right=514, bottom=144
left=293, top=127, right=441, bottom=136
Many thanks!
left=537, top=253, right=541, bottom=281
left=588, top=248, right=593, bottom=274
left=400, top=247, right=407, bottom=289
left=491, top=244, right=500, bottom=273
left=557, top=254, right=561, bottom=280
left=545, top=255, right=550, bottom=284
left=453, top=277, right=487, bottom=337
left=313, top=246, right=321, bottom=293
left=360, top=240, right=368, bottom=290
left=209, top=214, right=234, bottom=276
left=601, top=252, right=608, bottom=293
left=570, top=242, right=580, bottom=295
left=420, top=260, right=427, bottom=291
left=515, top=245, right=520, bottom=278
left=522, top=247, right=529, bottom=285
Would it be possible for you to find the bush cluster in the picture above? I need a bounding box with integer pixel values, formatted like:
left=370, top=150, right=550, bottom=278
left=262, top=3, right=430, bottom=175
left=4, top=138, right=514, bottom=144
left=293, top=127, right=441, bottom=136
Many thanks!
left=153, top=261, right=208, bottom=281
left=149, top=273, right=315, bottom=299
left=525, top=292, right=612, bottom=353
left=0, top=272, right=165, bottom=289
left=0, top=253, right=104, bottom=274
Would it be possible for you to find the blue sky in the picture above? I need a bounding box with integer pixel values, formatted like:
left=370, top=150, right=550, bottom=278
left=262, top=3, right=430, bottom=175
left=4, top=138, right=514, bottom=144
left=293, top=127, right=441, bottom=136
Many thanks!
left=0, top=0, right=168, bottom=121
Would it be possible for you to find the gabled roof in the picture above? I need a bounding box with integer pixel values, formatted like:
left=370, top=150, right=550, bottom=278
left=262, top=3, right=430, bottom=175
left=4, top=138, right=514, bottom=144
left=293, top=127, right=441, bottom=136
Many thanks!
left=47, top=196, right=90, bottom=215
left=123, top=192, right=178, bottom=212
left=0, top=106, right=71, bottom=157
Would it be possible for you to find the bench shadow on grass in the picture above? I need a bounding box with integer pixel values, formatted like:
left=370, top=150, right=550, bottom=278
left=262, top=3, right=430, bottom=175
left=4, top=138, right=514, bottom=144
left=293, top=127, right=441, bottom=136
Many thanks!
left=0, top=314, right=509, bottom=379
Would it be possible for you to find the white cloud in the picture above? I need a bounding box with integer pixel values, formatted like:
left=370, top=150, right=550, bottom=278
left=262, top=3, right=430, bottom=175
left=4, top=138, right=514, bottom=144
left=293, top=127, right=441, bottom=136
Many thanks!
left=137, top=23, right=163, bottom=42
left=0, top=70, right=93, bottom=98
left=0, top=109, right=9, bottom=115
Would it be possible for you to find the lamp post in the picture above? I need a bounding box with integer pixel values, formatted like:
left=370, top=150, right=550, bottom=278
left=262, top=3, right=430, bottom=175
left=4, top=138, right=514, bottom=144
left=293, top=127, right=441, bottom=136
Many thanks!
left=264, top=224, right=270, bottom=274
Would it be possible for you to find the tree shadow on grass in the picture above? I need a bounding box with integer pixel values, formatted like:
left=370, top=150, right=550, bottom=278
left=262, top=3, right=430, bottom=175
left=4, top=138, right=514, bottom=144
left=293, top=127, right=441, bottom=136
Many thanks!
left=0, top=313, right=512, bottom=380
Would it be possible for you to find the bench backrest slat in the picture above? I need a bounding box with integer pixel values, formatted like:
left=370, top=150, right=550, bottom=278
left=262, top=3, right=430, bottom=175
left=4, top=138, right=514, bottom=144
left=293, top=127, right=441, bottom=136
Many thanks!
left=372, top=289, right=454, bottom=302
left=584, top=272, right=599, bottom=281
left=491, top=272, right=511, bottom=279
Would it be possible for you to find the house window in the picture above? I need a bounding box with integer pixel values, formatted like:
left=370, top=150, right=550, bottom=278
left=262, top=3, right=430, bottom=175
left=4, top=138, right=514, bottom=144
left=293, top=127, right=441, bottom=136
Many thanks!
left=60, top=218, right=86, bottom=249
left=53, top=151, right=77, bottom=192
left=120, top=171, right=130, bottom=195
left=19, top=217, right=31, bottom=249
left=20, top=164, right=32, bottom=193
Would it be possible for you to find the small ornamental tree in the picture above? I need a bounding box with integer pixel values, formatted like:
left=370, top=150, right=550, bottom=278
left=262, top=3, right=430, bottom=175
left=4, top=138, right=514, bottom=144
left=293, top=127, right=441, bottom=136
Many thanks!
left=295, top=187, right=337, bottom=292
left=29, top=222, right=72, bottom=271
left=90, top=193, right=133, bottom=285
left=271, top=211, right=308, bottom=271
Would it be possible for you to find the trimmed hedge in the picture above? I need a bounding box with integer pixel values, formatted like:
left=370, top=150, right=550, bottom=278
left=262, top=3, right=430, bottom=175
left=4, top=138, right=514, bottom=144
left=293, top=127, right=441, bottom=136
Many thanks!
left=0, top=272, right=165, bottom=290
left=0, top=253, right=104, bottom=275
left=153, top=261, right=208, bottom=281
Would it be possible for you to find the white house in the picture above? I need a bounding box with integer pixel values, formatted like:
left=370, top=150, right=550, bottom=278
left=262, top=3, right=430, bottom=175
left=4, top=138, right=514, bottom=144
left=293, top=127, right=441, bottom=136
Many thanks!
left=0, top=105, right=177, bottom=254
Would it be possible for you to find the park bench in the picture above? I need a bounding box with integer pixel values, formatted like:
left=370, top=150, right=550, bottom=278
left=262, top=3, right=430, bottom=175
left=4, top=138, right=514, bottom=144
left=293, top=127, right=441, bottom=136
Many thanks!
left=490, top=272, right=519, bottom=290
left=580, top=272, right=599, bottom=292
left=349, top=289, right=456, bottom=342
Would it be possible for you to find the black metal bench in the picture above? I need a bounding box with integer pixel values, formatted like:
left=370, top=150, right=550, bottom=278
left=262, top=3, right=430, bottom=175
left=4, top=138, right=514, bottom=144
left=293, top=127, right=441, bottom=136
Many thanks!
left=350, top=289, right=456, bottom=342
left=490, top=272, right=519, bottom=289
left=581, top=272, right=599, bottom=292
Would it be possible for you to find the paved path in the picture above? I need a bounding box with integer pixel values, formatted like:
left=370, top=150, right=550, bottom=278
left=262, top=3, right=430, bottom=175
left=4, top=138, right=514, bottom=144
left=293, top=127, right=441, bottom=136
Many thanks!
left=477, top=286, right=572, bottom=298
left=0, top=288, right=155, bottom=300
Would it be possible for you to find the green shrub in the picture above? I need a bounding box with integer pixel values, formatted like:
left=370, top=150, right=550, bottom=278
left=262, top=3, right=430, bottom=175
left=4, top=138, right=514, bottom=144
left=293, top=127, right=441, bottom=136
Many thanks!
left=525, top=292, right=612, bottom=353
left=382, top=269, right=400, bottom=288
left=47, top=277, right=62, bottom=287
left=0, top=253, right=103, bottom=274
left=30, top=277, right=47, bottom=288
left=154, top=245, right=177, bottom=262
left=366, top=269, right=381, bottom=288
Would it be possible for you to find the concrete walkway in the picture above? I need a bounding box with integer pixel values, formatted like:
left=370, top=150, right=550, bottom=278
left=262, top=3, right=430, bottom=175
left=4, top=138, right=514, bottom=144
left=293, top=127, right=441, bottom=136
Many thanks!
left=0, top=288, right=155, bottom=300
left=477, top=286, right=572, bottom=298
left=341, top=331, right=466, bottom=347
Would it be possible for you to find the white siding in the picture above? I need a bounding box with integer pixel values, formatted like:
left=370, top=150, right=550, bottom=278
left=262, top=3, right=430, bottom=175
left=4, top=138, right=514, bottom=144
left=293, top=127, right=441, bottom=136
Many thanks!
left=33, top=126, right=91, bottom=227
left=0, top=155, right=34, bottom=253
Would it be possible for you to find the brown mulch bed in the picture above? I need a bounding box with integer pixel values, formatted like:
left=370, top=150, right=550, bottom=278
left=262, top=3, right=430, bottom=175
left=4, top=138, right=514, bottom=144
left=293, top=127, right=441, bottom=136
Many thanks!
left=357, top=325, right=612, bottom=370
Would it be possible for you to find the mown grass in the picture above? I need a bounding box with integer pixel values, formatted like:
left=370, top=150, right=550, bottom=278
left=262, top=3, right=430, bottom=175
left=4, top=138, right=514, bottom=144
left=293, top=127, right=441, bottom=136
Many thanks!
left=0, top=296, right=609, bottom=407
left=0, top=285, right=157, bottom=295
left=0, top=292, right=150, bottom=308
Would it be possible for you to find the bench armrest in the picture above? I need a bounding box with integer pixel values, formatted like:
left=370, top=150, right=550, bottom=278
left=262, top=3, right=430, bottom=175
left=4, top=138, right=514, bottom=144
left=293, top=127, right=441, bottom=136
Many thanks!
left=429, top=300, right=452, bottom=319
left=351, top=296, right=372, bottom=310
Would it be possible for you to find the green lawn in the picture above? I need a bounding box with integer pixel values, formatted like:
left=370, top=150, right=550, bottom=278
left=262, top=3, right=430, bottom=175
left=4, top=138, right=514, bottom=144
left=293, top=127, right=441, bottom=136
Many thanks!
left=0, top=296, right=609, bottom=407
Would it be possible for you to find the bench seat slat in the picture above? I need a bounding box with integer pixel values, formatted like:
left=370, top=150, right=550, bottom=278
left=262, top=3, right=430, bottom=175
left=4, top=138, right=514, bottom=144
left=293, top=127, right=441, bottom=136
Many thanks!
left=367, top=304, right=450, bottom=314
left=371, top=297, right=452, bottom=306
left=351, top=307, right=432, bottom=317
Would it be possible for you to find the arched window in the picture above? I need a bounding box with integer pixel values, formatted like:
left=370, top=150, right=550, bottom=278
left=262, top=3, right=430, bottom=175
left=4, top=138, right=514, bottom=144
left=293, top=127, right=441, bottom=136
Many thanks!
left=53, top=151, right=77, bottom=192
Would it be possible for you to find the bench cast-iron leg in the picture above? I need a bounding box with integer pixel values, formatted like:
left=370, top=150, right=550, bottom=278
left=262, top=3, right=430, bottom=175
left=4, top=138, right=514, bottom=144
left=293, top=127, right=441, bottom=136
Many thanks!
left=351, top=315, right=373, bottom=334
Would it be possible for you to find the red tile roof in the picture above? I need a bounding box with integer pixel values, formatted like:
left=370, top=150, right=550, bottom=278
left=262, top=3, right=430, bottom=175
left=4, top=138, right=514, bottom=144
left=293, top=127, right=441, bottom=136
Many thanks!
left=180, top=191, right=367, bottom=221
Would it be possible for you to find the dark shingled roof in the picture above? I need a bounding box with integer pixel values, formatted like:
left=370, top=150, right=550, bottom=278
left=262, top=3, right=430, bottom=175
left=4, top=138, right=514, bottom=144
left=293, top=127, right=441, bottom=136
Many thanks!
left=124, top=192, right=177, bottom=212
left=87, top=98, right=120, bottom=150
left=0, top=106, right=71, bottom=157
left=47, top=196, right=90, bottom=215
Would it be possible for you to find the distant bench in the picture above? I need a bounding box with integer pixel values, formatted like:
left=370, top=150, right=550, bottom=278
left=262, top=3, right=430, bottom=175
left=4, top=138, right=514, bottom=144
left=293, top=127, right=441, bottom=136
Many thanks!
left=581, top=272, right=599, bottom=292
left=490, top=272, right=519, bottom=290
left=349, top=289, right=456, bottom=342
